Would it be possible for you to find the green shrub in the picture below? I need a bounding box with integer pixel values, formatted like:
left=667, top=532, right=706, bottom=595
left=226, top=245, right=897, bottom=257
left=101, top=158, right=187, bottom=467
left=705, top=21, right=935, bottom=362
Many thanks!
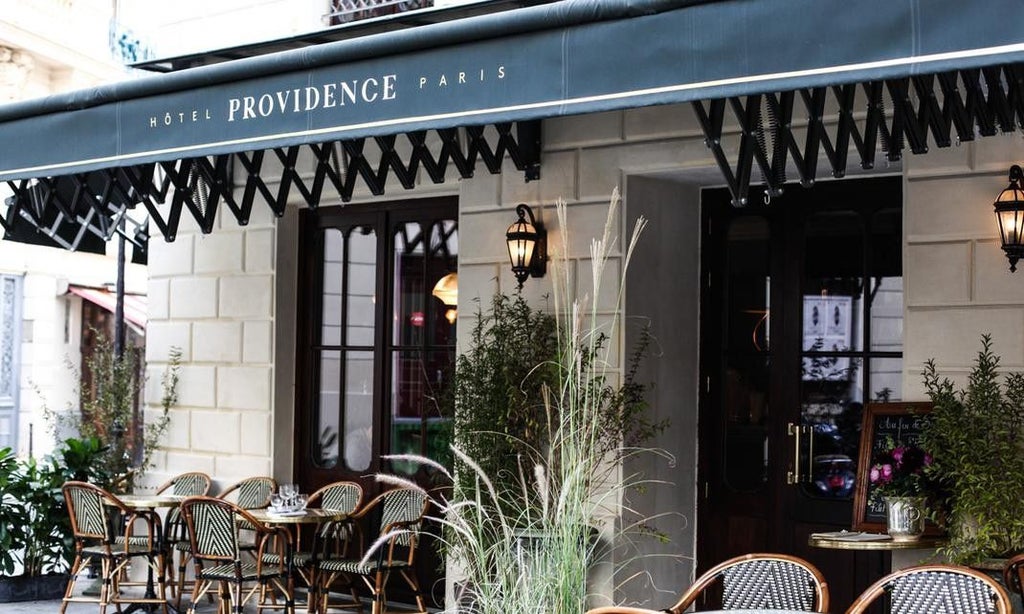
left=921, top=334, right=1024, bottom=563
left=0, top=437, right=109, bottom=577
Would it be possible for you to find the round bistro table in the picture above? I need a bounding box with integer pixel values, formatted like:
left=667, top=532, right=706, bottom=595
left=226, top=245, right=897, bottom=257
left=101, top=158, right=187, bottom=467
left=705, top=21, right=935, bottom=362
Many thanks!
left=808, top=533, right=946, bottom=551
left=249, top=507, right=351, bottom=614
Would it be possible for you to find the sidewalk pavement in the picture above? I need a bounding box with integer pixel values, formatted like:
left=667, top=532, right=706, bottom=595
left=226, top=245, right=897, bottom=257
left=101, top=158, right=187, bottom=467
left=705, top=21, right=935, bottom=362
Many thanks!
left=4, top=598, right=292, bottom=612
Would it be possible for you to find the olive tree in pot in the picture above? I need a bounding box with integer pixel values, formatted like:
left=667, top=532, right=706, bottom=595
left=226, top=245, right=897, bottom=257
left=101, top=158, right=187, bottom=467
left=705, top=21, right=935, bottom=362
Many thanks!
left=0, top=437, right=110, bottom=602
left=920, top=334, right=1024, bottom=565
left=44, top=333, right=181, bottom=492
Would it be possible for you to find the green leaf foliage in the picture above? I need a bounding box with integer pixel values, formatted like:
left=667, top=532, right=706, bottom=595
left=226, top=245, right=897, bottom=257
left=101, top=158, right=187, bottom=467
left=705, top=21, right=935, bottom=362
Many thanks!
left=44, top=332, right=180, bottom=491
left=446, top=291, right=665, bottom=517
left=920, top=334, right=1024, bottom=564
left=0, top=437, right=110, bottom=577
left=448, top=291, right=559, bottom=500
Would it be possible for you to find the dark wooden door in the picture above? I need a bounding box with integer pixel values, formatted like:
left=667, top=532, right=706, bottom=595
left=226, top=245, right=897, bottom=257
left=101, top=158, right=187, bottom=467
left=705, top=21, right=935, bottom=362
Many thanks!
left=293, top=197, right=458, bottom=606
left=697, top=177, right=902, bottom=610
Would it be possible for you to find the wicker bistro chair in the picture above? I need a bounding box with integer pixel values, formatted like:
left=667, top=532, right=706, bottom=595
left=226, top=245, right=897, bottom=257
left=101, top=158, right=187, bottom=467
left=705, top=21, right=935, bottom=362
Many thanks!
left=664, top=553, right=830, bottom=613
left=846, top=564, right=1013, bottom=614
left=585, top=608, right=663, bottom=614
left=218, top=475, right=278, bottom=511
left=273, top=481, right=364, bottom=574
left=314, top=487, right=430, bottom=614
left=1003, top=552, right=1024, bottom=598
left=156, top=472, right=212, bottom=600
left=60, top=481, right=169, bottom=614
left=175, top=475, right=274, bottom=610
left=260, top=481, right=364, bottom=611
left=179, top=496, right=295, bottom=614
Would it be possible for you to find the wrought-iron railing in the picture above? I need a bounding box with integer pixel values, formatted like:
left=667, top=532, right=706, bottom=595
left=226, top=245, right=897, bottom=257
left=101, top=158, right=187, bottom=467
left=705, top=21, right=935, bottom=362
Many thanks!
left=325, top=0, right=434, bottom=25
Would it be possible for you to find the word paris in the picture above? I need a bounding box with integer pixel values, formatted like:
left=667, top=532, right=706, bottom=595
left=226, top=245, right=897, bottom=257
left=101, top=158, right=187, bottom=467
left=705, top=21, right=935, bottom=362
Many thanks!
left=419, top=66, right=506, bottom=88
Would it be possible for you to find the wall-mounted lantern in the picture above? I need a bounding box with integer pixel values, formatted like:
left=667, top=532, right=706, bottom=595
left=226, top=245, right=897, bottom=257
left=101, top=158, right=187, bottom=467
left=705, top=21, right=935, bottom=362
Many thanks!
left=505, top=204, right=546, bottom=288
left=994, top=164, right=1024, bottom=272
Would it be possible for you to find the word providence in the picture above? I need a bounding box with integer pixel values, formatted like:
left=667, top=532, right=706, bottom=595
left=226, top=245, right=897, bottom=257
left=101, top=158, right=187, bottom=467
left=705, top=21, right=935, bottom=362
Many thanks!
left=228, top=75, right=397, bottom=121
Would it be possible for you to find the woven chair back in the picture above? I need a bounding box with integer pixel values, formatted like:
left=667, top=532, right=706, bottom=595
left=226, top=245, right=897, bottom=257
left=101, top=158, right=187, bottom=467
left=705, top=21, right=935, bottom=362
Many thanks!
left=376, top=488, right=428, bottom=546
left=666, top=553, right=829, bottom=613
left=233, top=476, right=276, bottom=509
left=63, top=481, right=112, bottom=540
left=721, top=558, right=817, bottom=610
left=312, top=481, right=362, bottom=513
left=167, top=472, right=213, bottom=497
left=181, top=496, right=242, bottom=562
left=847, top=564, right=1013, bottom=614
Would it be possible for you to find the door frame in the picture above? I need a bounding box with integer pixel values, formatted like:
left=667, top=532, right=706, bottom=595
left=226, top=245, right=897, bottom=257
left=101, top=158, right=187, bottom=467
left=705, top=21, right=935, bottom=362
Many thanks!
left=696, top=176, right=903, bottom=607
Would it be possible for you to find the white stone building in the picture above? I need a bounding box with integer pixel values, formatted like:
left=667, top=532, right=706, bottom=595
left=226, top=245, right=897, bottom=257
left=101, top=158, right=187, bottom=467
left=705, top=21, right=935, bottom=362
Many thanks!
left=0, top=0, right=146, bottom=457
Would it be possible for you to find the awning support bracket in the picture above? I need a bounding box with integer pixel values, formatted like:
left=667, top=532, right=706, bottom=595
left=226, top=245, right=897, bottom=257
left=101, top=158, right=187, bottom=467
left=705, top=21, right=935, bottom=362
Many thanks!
left=695, top=63, right=1024, bottom=206
left=3, top=120, right=542, bottom=246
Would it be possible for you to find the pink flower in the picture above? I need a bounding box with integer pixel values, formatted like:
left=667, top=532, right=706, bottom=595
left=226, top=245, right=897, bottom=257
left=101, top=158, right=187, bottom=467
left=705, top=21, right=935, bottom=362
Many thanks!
left=892, top=446, right=905, bottom=465
left=881, top=464, right=893, bottom=480
left=870, top=466, right=880, bottom=483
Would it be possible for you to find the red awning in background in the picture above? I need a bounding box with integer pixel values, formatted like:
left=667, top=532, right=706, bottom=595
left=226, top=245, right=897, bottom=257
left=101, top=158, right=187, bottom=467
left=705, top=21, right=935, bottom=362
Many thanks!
left=67, top=285, right=148, bottom=330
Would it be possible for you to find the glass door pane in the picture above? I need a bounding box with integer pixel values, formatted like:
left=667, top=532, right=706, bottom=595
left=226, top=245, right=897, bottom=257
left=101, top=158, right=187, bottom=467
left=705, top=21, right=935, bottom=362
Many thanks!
left=800, top=210, right=865, bottom=500
left=723, top=215, right=771, bottom=493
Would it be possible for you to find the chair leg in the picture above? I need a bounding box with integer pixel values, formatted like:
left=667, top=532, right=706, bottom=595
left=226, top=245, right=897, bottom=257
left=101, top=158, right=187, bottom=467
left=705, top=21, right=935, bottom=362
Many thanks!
left=154, top=553, right=170, bottom=614
left=164, top=547, right=177, bottom=601
left=370, top=571, right=388, bottom=614
left=176, top=554, right=189, bottom=611
left=98, top=557, right=112, bottom=614
left=398, top=569, right=426, bottom=614
left=60, top=553, right=85, bottom=614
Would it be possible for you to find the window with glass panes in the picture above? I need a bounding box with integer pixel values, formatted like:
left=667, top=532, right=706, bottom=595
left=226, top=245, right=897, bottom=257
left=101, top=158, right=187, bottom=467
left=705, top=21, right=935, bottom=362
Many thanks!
left=295, top=198, right=457, bottom=490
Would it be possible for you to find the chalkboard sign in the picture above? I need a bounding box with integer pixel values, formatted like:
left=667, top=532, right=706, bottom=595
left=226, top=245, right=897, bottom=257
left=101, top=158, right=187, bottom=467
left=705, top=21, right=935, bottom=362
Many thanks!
left=851, top=402, right=938, bottom=533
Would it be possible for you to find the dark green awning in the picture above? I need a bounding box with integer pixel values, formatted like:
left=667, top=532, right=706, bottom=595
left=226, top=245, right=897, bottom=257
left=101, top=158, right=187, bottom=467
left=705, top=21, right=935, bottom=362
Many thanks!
left=0, top=0, right=1021, bottom=182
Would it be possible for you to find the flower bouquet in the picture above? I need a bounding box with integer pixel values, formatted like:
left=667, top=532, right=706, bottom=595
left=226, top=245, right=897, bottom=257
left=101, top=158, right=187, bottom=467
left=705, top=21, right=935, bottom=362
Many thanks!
left=868, top=438, right=934, bottom=500
left=869, top=437, right=936, bottom=540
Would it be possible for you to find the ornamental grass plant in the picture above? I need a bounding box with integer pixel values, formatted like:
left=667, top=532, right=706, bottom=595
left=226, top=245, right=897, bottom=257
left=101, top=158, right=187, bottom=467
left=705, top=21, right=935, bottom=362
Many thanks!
left=368, top=191, right=670, bottom=613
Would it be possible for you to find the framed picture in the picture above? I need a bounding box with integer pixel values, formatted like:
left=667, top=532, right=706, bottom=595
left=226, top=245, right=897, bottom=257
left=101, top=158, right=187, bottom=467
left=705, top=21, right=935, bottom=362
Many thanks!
left=851, top=401, right=941, bottom=534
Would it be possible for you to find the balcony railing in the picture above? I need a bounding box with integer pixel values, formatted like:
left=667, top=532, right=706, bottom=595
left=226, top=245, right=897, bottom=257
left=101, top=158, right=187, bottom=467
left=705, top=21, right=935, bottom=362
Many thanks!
left=325, top=0, right=434, bottom=25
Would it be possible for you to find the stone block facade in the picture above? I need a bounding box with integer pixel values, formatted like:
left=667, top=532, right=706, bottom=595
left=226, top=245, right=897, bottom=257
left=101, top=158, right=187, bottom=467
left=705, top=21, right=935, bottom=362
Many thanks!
left=143, top=98, right=1024, bottom=605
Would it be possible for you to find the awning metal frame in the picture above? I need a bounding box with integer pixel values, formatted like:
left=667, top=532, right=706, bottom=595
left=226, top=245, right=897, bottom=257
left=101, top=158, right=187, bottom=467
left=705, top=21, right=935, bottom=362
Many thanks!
left=697, top=63, right=1024, bottom=206
left=2, top=170, right=150, bottom=256
left=3, top=120, right=540, bottom=246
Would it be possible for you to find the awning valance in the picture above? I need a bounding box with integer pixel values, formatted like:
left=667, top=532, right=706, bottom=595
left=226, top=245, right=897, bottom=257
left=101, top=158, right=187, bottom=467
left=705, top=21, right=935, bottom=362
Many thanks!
left=67, top=285, right=148, bottom=330
left=0, top=0, right=1022, bottom=182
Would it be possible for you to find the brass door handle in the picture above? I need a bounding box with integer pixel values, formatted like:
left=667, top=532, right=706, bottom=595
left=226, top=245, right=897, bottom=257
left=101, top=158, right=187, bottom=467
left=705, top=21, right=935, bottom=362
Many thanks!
left=806, top=423, right=815, bottom=484
left=787, top=422, right=813, bottom=485
left=787, top=422, right=801, bottom=484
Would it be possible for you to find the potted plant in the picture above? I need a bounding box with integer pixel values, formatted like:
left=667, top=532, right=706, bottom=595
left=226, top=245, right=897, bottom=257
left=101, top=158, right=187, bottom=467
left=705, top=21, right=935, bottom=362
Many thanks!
left=867, top=437, right=936, bottom=541
left=0, top=437, right=109, bottom=602
left=43, top=333, right=181, bottom=492
left=445, top=290, right=661, bottom=511
left=376, top=192, right=669, bottom=613
left=919, top=334, right=1024, bottom=565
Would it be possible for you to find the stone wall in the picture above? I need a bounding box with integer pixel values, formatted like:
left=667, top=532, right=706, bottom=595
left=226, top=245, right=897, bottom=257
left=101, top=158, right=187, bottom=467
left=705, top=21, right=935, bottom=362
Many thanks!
left=145, top=202, right=279, bottom=489
left=902, top=134, right=1024, bottom=397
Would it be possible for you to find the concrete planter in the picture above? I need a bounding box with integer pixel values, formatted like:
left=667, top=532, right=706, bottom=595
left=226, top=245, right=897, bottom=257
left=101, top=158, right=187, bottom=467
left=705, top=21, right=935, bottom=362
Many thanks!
left=0, top=574, right=69, bottom=603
